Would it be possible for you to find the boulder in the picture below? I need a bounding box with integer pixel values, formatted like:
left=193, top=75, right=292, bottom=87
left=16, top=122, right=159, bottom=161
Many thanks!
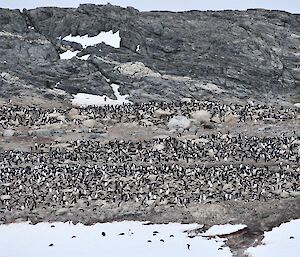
left=280, top=191, right=290, bottom=198
left=70, top=115, right=89, bottom=120
left=154, top=109, right=173, bottom=118
left=140, top=119, right=154, bottom=126
left=148, top=174, right=158, bottom=182
left=191, top=110, right=211, bottom=123
left=223, top=183, right=233, bottom=191
left=211, top=115, right=221, bottom=123
left=34, top=128, right=52, bottom=137
left=56, top=115, right=66, bottom=122
left=67, top=108, right=80, bottom=119
left=167, top=116, right=191, bottom=130
left=82, top=119, right=97, bottom=128
left=208, top=149, right=215, bottom=158
left=0, top=195, right=11, bottom=201
left=2, top=129, right=14, bottom=137
left=48, top=112, right=61, bottom=118
left=153, top=143, right=165, bottom=151
left=193, top=138, right=209, bottom=144
left=224, top=113, right=240, bottom=123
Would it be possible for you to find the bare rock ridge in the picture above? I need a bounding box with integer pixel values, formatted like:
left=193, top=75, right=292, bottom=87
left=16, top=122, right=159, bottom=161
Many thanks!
left=0, top=4, right=300, bottom=106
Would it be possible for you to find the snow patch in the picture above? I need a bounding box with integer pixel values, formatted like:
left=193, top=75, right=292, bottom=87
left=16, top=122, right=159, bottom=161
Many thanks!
left=72, top=83, right=131, bottom=106
left=0, top=222, right=232, bottom=257
left=246, top=219, right=300, bottom=257
left=202, top=224, right=247, bottom=237
left=77, top=54, right=90, bottom=60
left=136, top=44, right=140, bottom=52
left=62, top=30, right=121, bottom=49
left=59, top=50, right=79, bottom=60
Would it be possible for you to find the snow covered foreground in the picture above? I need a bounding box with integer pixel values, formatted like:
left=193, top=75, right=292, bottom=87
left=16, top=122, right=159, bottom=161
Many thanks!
left=247, top=219, right=300, bottom=257
left=0, top=221, right=233, bottom=257
left=72, top=83, right=131, bottom=106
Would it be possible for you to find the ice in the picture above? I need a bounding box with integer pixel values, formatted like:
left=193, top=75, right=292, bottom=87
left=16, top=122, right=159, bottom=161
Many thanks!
left=59, top=50, right=79, bottom=60
left=72, top=83, right=131, bottom=106
left=0, top=221, right=233, bottom=257
left=62, top=30, right=121, bottom=48
left=246, top=219, right=300, bottom=257
left=202, top=224, right=247, bottom=236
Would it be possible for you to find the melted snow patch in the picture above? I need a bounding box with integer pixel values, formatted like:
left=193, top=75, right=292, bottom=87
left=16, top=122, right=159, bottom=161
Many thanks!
left=202, top=224, right=247, bottom=236
left=62, top=30, right=121, bottom=48
left=246, top=219, right=300, bottom=257
left=0, top=221, right=233, bottom=257
left=72, top=83, right=131, bottom=106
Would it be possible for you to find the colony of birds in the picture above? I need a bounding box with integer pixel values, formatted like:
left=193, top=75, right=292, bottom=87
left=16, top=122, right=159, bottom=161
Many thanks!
left=0, top=100, right=298, bottom=128
left=0, top=99, right=299, bottom=223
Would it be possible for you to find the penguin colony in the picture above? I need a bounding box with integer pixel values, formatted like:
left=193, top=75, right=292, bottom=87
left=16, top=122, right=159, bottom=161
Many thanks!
left=0, top=100, right=297, bottom=128
left=0, top=100, right=299, bottom=222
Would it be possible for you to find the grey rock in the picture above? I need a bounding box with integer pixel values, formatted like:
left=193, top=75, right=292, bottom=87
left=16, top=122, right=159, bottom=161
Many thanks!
left=0, top=5, right=299, bottom=106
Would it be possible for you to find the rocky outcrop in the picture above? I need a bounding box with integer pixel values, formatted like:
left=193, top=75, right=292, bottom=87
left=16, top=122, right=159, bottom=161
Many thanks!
left=0, top=4, right=300, bottom=106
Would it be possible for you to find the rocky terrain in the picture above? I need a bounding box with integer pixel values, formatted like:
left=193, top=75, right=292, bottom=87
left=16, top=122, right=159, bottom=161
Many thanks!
left=0, top=4, right=300, bottom=257
left=0, top=4, right=300, bottom=106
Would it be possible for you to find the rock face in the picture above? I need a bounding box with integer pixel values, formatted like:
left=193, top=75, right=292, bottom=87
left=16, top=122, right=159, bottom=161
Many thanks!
left=0, top=4, right=299, bottom=106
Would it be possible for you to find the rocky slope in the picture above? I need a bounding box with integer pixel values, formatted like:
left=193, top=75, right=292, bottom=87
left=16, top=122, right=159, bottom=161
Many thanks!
left=0, top=4, right=300, bottom=106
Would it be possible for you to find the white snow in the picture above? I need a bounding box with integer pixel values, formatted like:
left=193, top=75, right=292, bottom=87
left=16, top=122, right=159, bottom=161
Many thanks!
left=62, top=30, right=121, bottom=49
left=72, top=83, right=131, bottom=106
left=136, top=44, right=140, bottom=52
left=59, top=50, right=79, bottom=60
left=246, top=219, right=300, bottom=257
left=202, top=224, right=247, bottom=237
left=0, top=221, right=233, bottom=257
left=77, top=54, right=90, bottom=60
left=59, top=52, right=90, bottom=60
